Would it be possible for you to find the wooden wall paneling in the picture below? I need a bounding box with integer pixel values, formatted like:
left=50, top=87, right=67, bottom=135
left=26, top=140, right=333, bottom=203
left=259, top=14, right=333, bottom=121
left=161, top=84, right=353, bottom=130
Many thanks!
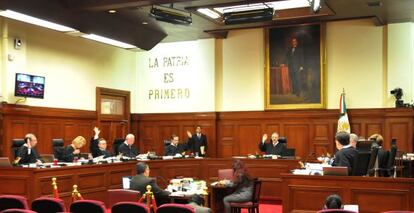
left=366, top=121, right=384, bottom=138
left=64, top=123, right=79, bottom=145
left=99, top=122, right=112, bottom=149
left=351, top=188, right=410, bottom=212
left=265, top=124, right=280, bottom=136
left=288, top=186, right=343, bottom=211
left=284, top=124, right=309, bottom=158
left=0, top=112, right=2, bottom=157
left=237, top=124, right=262, bottom=155
left=350, top=123, right=362, bottom=137
left=218, top=124, right=235, bottom=157
left=141, top=125, right=156, bottom=153
left=38, top=122, right=62, bottom=154
left=385, top=117, right=413, bottom=151
left=0, top=104, right=96, bottom=158
left=312, top=122, right=330, bottom=156
left=78, top=123, right=95, bottom=153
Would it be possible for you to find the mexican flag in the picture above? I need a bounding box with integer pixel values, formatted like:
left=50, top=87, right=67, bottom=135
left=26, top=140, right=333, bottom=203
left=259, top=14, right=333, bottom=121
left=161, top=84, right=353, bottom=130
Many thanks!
left=337, top=92, right=350, bottom=133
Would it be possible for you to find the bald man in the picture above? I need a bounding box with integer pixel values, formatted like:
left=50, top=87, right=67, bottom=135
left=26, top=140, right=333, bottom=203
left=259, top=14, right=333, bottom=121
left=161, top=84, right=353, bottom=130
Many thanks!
left=16, top=133, right=43, bottom=164
left=118, top=133, right=139, bottom=158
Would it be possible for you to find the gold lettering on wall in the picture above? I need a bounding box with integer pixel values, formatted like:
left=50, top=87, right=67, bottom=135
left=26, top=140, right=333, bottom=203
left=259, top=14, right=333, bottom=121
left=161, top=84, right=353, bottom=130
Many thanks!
left=148, top=88, right=190, bottom=99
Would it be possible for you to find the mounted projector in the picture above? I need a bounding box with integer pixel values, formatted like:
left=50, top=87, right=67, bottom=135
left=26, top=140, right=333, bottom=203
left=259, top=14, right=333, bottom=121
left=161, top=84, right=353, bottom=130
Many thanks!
left=150, top=5, right=192, bottom=25
left=223, top=7, right=274, bottom=25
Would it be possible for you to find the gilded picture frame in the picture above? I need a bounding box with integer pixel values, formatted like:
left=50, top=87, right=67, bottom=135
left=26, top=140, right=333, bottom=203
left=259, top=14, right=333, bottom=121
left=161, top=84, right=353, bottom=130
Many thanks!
left=265, top=23, right=326, bottom=110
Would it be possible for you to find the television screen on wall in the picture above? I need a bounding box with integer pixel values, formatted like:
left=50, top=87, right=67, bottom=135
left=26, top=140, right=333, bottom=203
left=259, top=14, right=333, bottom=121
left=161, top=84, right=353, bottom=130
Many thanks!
left=14, top=73, right=45, bottom=99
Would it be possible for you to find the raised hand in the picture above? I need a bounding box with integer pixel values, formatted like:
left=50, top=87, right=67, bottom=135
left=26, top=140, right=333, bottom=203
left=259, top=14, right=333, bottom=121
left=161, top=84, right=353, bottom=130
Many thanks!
left=186, top=130, right=192, bottom=138
left=262, top=134, right=268, bottom=143
left=93, top=127, right=100, bottom=138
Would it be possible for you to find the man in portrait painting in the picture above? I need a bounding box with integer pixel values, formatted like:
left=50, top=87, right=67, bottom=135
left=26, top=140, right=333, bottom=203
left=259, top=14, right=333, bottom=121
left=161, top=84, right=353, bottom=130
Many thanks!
left=285, top=37, right=305, bottom=97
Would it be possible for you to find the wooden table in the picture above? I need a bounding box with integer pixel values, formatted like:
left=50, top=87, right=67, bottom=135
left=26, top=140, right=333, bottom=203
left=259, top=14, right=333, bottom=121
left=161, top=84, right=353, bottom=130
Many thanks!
left=281, top=173, right=414, bottom=213
left=0, top=158, right=300, bottom=211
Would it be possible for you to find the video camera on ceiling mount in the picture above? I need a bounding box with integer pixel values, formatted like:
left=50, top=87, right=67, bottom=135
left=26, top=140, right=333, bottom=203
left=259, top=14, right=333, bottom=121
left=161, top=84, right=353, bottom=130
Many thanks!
left=150, top=4, right=192, bottom=25
left=390, top=87, right=413, bottom=108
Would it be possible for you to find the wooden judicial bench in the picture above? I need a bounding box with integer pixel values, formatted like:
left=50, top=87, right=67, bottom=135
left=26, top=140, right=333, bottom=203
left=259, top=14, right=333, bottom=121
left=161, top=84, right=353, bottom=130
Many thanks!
left=282, top=173, right=414, bottom=213
left=0, top=158, right=300, bottom=210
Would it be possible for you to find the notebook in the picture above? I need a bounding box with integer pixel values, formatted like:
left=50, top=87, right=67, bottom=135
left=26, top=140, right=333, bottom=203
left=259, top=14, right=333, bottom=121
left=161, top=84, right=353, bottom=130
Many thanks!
left=323, top=166, right=348, bottom=176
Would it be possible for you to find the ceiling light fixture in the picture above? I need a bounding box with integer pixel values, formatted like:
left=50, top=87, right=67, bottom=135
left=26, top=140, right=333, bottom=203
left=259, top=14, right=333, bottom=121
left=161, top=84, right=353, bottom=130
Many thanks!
left=150, top=5, right=192, bottom=25
left=81, top=34, right=136, bottom=49
left=108, top=10, right=117, bottom=14
left=0, top=9, right=77, bottom=32
left=214, top=0, right=310, bottom=14
left=197, top=8, right=220, bottom=19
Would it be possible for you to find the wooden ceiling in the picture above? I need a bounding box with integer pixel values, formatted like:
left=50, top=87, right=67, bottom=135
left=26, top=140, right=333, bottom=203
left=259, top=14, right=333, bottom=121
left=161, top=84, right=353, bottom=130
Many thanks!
left=0, top=0, right=412, bottom=50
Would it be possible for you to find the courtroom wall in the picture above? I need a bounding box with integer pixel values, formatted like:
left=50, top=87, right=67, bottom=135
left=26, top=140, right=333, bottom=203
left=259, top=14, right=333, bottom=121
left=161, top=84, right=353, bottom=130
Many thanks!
left=0, top=18, right=136, bottom=111
left=1, top=18, right=413, bottom=114
left=218, top=19, right=391, bottom=111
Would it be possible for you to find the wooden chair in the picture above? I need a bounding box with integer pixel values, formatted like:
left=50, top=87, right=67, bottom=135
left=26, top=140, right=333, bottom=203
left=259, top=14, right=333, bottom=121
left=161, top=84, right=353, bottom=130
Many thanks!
left=229, top=179, right=262, bottom=213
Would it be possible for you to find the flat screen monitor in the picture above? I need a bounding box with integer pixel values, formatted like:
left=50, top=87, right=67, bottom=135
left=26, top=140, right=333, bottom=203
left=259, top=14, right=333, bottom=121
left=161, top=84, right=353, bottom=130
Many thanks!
left=14, top=73, right=45, bottom=99
left=122, top=176, right=132, bottom=189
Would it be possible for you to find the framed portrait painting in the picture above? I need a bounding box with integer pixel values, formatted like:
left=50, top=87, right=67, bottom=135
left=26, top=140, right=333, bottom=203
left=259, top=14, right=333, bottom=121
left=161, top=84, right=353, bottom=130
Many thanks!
left=265, top=23, right=325, bottom=109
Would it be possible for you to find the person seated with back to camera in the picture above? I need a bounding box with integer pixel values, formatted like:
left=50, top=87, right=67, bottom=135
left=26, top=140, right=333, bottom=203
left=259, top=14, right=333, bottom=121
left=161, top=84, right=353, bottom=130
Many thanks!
left=89, top=127, right=111, bottom=158
left=15, top=133, right=44, bottom=165
left=332, top=131, right=358, bottom=175
left=187, top=194, right=212, bottom=213
left=117, top=133, right=139, bottom=158
left=258, top=132, right=287, bottom=155
left=61, top=136, right=86, bottom=162
left=223, top=160, right=254, bottom=213
left=323, top=194, right=343, bottom=209
left=165, top=134, right=187, bottom=156
left=368, top=133, right=388, bottom=173
left=130, top=162, right=171, bottom=206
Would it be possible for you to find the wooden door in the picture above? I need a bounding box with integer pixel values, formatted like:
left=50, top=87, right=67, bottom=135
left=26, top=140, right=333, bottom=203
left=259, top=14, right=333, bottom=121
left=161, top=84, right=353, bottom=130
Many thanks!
left=96, top=87, right=130, bottom=152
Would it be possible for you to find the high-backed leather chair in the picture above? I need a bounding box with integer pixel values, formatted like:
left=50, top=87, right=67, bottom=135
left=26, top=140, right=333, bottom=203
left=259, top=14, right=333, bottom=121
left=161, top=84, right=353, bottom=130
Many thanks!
left=52, top=139, right=64, bottom=160
left=112, top=138, right=125, bottom=155
left=11, top=139, right=25, bottom=158
left=107, top=189, right=140, bottom=208
left=111, top=202, right=149, bottom=213
left=31, top=197, right=65, bottom=213
left=157, top=204, right=195, bottom=213
left=70, top=200, right=106, bottom=213
left=1, top=209, right=36, bottom=213
left=0, top=195, right=29, bottom=211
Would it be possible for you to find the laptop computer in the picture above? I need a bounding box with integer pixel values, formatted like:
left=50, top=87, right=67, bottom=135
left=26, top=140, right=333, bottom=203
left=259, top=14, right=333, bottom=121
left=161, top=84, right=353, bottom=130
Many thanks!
left=323, top=166, right=348, bottom=176
left=122, top=176, right=132, bottom=189
left=0, top=157, right=12, bottom=167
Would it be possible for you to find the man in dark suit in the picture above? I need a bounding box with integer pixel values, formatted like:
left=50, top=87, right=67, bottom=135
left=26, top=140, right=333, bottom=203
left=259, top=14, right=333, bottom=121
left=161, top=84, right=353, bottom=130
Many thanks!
left=16, top=133, right=43, bottom=164
left=130, top=162, right=170, bottom=205
left=187, top=126, right=208, bottom=156
left=258, top=132, right=286, bottom=155
left=90, top=127, right=111, bottom=158
left=118, top=134, right=139, bottom=158
left=332, top=131, right=358, bottom=175
left=165, top=135, right=186, bottom=156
